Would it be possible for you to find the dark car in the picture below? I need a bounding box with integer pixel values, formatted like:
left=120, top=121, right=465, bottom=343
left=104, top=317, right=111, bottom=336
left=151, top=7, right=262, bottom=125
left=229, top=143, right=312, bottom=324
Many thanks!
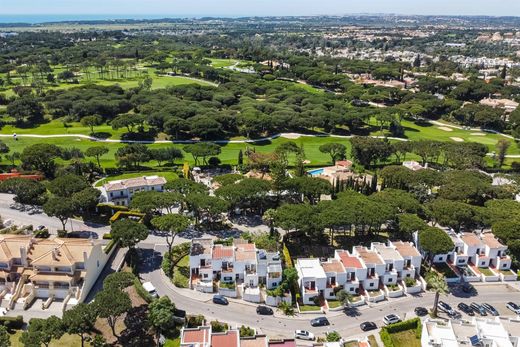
left=414, top=307, right=428, bottom=316
left=256, top=305, right=273, bottom=315
left=360, top=321, right=377, bottom=332
left=457, top=303, right=474, bottom=316
left=212, top=295, right=229, bottom=305
left=470, top=302, right=487, bottom=316
left=482, top=303, right=499, bottom=316
left=310, top=317, right=330, bottom=327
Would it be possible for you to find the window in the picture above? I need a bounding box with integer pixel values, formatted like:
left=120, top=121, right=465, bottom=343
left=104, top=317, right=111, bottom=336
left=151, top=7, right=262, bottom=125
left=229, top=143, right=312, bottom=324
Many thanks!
left=329, top=292, right=334, bottom=297
left=120, top=191, right=124, bottom=196
left=151, top=187, right=155, bottom=191
left=503, top=263, right=508, bottom=268
left=388, top=278, right=392, bottom=283
left=109, top=192, right=113, bottom=197
left=481, top=262, right=485, bottom=266
left=369, top=283, right=374, bottom=288
left=349, top=287, right=355, bottom=292
left=458, top=259, right=465, bottom=264
left=203, top=274, right=208, bottom=278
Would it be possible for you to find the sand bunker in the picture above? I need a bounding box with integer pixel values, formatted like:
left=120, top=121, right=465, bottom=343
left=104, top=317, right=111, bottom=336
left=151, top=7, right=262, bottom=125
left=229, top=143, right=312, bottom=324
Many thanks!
left=450, top=137, right=464, bottom=142
left=470, top=132, right=486, bottom=136
left=281, top=133, right=302, bottom=139
left=437, top=126, right=453, bottom=132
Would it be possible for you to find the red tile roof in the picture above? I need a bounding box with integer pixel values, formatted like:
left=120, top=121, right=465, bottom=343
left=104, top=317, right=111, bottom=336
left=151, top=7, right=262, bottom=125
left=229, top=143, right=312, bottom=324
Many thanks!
left=337, top=251, right=363, bottom=269
left=212, top=330, right=239, bottom=347
left=182, top=327, right=211, bottom=345
left=212, top=245, right=234, bottom=259
left=268, top=340, right=297, bottom=347
left=322, top=259, right=346, bottom=273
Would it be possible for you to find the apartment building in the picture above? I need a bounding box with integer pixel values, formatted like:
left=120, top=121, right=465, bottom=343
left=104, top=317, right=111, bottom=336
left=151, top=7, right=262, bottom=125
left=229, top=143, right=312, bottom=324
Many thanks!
left=295, top=258, right=327, bottom=305
left=351, top=246, right=385, bottom=291
left=99, top=175, right=167, bottom=206
left=0, top=235, right=110, bottom=310
left=422, top=317, right=520, bottom=347
left=334, top=250, right=364, bottom=295
left=189, top=238, right=282, bottom=302
left=180, top=325, right=282, bottom=347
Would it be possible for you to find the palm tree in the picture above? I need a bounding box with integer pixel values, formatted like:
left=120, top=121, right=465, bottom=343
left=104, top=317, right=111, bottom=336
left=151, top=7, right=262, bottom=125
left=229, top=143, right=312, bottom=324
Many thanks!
left=336, top=289, right=354, bottom=308
left=426, top=271, right=449, bottom=317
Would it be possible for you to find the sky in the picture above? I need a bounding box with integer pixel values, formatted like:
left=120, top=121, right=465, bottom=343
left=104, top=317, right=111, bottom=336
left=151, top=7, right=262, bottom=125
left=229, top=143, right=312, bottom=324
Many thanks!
left=1, top=0, right=520, bottom=18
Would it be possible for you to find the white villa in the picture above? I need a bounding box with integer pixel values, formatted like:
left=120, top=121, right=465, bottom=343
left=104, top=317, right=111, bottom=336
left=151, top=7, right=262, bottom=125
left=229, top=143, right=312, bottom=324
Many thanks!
left=189, top=238, right=282, bottom=303
left=0, top=235, right=111, bottom=311
left=98, top=175, right=167, bottom=206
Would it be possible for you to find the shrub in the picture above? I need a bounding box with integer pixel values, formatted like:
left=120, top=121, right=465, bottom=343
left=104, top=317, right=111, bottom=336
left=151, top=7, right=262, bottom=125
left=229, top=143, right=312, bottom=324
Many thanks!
left=102, top=233, right=112, bottom=239
left=34, top=229, right=50, bottom=238
left=282, top=243, right=293, bottom=268
left=379, top=318, right=422, bottom=347
left=186, top=315, right=205, bottom=328
left=133, top=277, right=153, bottom=303
left=312, top=296, right=320, bottom=306
left=57, top=230, right=67, bottom=238
left=210, top=320, right=228, bottom=333
left=326, top=331, right=341, bottom=342
left=404, top=277, right=416, bottom=287
left=380, top=328, right=393, bottom=347
left=239, top=325, right=255, bottom=337
left=104, top=239, right=117, bottom=254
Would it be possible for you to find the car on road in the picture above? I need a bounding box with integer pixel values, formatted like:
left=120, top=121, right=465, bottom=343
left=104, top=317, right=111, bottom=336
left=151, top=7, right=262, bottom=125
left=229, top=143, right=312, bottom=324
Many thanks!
left=383, top=314, right=401, bottom=325
left=36, top=225, right=46, bottom=231
left=506, top=302, right=520, bottom=315
left=212, top=295, right=229, bottom=305
left=256, top=305, right=273, bottom=315
left=294, top=330, right=315, bottom=341
left=438, top=301, right=456, bottom=316
left=457, top=303, right=474, bottom=316
left=482, top=303, right=499, bottom=316
left=414, top=307, right=428, bottom=316
left=470, top=302, right=487, bottom=316
left=360, top=321, right=377, bottom=331
left=310, top=317, right=330, bottom=327
left=142, top=282, right=159, bottom=298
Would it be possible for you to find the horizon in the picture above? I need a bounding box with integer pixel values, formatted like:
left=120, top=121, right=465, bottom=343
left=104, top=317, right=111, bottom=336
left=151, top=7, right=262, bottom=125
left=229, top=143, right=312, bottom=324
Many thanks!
left=1, top=0, right=520, bottom=23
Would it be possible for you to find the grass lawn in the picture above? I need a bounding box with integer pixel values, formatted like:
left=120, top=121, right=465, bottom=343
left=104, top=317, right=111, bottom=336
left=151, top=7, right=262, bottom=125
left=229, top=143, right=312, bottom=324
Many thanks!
left=95, top=171, right=179, bottom=186
left=478, top=267, right=496, bottom=276
left=10, top=331, right=81, bottom=347
left=368, top=335, right=379, bottom=347
left=327, top=300, right=343, bottom=309
left=298, top=304, right=322, bottom=312
left=164, top=338, right=181, bottom=347
left=433, top=262, right=458, bottom=278
left=389, top=330, right=421, bottom=347
left=344, top=341, right=359, bottom=347
left=210, top=58, right=239, bottom=68
left=173, top=255, right=190, bottom=288
left=367, top=290, right=383, bottom=297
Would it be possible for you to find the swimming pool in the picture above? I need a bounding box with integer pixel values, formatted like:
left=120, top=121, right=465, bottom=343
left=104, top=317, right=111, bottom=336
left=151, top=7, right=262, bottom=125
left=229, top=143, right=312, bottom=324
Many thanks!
left=308, top=168, right=324, bottom=176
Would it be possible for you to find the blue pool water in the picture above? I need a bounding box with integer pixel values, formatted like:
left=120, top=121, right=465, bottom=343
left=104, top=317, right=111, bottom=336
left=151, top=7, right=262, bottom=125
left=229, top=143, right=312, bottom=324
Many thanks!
left=308, top=168, right=324, bottom=176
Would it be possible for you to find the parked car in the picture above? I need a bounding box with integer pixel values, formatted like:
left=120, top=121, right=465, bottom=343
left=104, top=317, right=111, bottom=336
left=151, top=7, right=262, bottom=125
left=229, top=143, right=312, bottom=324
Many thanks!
left=310, top=317, right=330, bottom=327
left=470, top=302, right=487, bottom=316
left=142, top=282, right=159, bottom=298
left=438, top=301, right=456, bottom=316
left=212, top=295, right=229, bottom=305
left=360, top=321, right=377, bottom=331
left=482, top=303, right=499, bottom=316
left=457, top=303, right=474, bottom=316
left=294, top=330, right=315, bottom=341
left=414, top=307, right=428, bottom=316
left=506, top=302, right=520, bottom=315
left=256, top=305, right=274, bottom=315
left=383, top=314, right=401, bottom=325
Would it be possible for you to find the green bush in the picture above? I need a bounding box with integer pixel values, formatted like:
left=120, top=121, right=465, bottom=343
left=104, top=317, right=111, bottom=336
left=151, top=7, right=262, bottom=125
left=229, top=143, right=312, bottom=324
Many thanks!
left=102, top=233, right=112, bottom=239
left=186, top=315, right=205, bottom=328
left=162, top=251, right=173, bottom=275
left=404, top=277, right=416, bottom=287
left=57, top=230, right=67, bottom=238
left=210, top=320, right=228, bottom=333
left=133, top=277, right=153, bottom=303
left=239, top=325, right=255, bottom=337
left=380, top=329, right=393, bottom=347
left=104, top=239, right=117, bottom=254
left=282, top=243, right=293, bottom=268
left=380, top=318, right=422, bottom=347
left=34, top=229, right=50, bottom=238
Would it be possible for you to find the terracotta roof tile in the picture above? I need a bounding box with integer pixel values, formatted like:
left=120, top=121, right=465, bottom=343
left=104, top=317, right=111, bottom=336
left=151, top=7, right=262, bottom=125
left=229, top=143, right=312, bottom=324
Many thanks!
left=240, top=335, right=268, bottom=347
left=212, top=245, right=234, bottom=260
left=212, top=330, right=239, bottom=347
left=321, top=259, right=345, bottom=273
left=393, top=241, right=421, bottom=257
left=460, top=233, right=483, bottom=247
left=337, top=250, right=364, bottom=269
left=482, top=233, right=505, bottom=249
left=181, top=326, right=211, bottom=345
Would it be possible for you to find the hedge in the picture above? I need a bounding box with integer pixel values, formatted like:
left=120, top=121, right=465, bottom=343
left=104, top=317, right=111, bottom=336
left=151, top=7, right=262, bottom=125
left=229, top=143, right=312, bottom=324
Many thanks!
left=282, top=243, right=293, bottom=268
left=133, top=277, right=153, bottom=303
left=109, top=211, right=145, bottom=223
left=0, top=315, right=23, bottom=329
left=380, top=318, right=422, bottom=347
left=104, top=239, right=117, bottom=254
left=102, top=233, right=112, bottom=240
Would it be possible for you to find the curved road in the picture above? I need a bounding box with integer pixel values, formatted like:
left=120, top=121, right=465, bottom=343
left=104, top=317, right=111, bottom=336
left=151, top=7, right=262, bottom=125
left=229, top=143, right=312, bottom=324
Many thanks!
left=138, top=242, right=520, bottom=343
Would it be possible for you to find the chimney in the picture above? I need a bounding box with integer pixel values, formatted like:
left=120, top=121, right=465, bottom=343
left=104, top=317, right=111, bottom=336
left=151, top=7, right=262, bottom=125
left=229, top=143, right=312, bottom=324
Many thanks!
left=20, top=246, right=28, bottom=267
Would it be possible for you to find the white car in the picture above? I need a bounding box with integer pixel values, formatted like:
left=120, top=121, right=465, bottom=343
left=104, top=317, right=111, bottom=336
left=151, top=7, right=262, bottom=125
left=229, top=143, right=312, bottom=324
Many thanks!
left=294, top=330, right=315, bottom=341
left=383, top=314, right=401, bottom=325
left=506, top=302, right=520, bottom=314
left=142, top=281, right=159, bottom=298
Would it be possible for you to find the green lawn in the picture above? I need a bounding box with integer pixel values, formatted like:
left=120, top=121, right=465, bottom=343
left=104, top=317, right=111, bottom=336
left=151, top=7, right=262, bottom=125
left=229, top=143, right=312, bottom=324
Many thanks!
left=173, top=255, right=190, bottom=288
left=298, top=304, right=321, bottom=312
left=210, top=58, right=239, bottom=68
left=164, top=338, right=181, bottom=347
left=389, top=330, right=421, bottom=347
left=327, top=300, right=343, bottom=308
left=10, top=331, right=81, bottom=347
left=433, top=263, right=458, bottom=278
left=368, top=335, right=379, bottom=347
left=478, top=267, right=496, bottom=276
left=95, top=171, right=179, bottom=186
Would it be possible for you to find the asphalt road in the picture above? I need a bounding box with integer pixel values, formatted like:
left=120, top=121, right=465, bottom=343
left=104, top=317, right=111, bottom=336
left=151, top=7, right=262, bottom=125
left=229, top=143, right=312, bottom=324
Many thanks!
left=137, top=243, right=520, bottom=343
left=0, top=193, right=110, bottom=236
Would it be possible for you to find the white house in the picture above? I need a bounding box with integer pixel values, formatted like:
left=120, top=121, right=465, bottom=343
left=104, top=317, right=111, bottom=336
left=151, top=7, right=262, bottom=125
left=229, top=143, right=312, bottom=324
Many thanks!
left=295, top=258, right=327, bottom=305
left=335, top=250, right=365, bottom=295
left=351, top=246, right=385, bottom=291
left=99, top=175, right=167, bottom=206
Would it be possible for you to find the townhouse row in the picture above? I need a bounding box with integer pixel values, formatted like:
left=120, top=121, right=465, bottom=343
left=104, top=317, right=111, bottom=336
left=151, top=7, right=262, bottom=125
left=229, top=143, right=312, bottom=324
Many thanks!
left=0, top=235, right=110, bottom=311
left=189, top=238, right=283, bottom=303
left=295, top=241, right=424, bottom=305
left=415, top=230, right=516, bottom=283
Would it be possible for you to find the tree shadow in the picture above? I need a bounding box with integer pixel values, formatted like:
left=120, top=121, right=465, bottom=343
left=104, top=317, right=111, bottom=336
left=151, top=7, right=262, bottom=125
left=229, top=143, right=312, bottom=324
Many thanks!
left=344, top=306, right=362, bottom=317
left=91, top=131, right=112, bottom=139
